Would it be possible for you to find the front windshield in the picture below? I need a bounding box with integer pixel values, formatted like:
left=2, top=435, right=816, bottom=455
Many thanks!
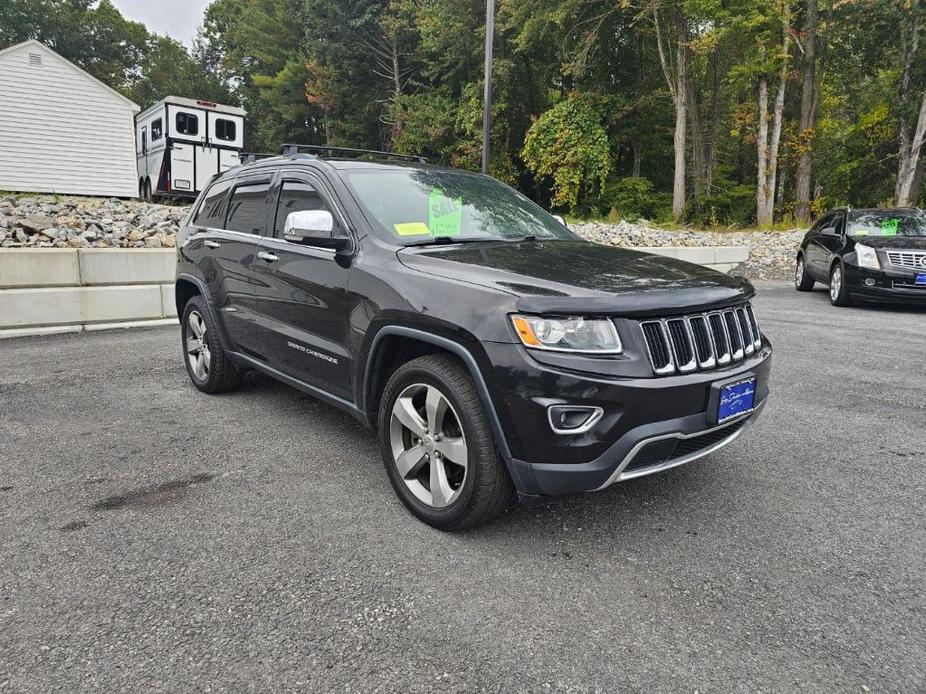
left=342, top=169, right=576, bottom=243
left=848, top=211, right=926, bottom=237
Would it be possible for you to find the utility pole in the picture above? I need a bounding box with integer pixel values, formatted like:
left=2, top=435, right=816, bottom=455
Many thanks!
left=481, top=0, right=495, bottom=174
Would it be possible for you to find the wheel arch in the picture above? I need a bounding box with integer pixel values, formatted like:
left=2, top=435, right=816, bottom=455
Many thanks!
left=361, top=326, right=514, bottom=463
left=175, top=273, right=232, bottom=349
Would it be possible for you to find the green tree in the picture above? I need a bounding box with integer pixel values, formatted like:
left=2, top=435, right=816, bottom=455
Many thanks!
left=521, top=94, right=610, bottom=211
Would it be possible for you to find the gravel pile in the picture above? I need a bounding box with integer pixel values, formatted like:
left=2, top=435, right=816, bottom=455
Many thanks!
left=0, top=194, right=804, bottom=280
left=571, top=219, right=806, bottom=281
left=0, top=194, right=186, bottom=249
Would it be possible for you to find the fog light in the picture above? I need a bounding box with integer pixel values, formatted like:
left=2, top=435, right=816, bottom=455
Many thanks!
left=865, top=278, right=876, bottom=287
left=547, top=405, right=604, bottom=435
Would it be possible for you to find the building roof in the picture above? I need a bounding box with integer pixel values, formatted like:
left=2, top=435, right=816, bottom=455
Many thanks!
left=0, top=39, right=139, bottom=112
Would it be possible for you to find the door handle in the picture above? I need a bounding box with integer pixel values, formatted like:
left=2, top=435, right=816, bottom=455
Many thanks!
left=257, top=251, right=280, bottom=263
left=204, top=240, right=221, bottom=249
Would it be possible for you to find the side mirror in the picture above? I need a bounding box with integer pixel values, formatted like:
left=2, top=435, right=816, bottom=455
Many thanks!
left=821, top=226, right=838, bottom=237
left=553, top=214, right=568, bottom=228
left=283, top=210, right=350, bottom=251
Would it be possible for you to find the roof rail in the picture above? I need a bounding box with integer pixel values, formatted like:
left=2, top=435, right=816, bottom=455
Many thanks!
left=241, top=152, right=277, bottom=165
left=280, top=143, right=427, bottom=164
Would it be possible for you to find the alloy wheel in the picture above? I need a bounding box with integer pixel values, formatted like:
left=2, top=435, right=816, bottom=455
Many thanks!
left=186, top=310, right=212, bottom=380
left=389, top=383, right=468, bottom=509
left=830, top=267, right=842, bottom=302
left=795, top=258, right=804, bottom=287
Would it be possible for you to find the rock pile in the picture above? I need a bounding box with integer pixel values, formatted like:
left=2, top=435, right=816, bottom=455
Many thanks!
left=570, top=219, right=806, bottom=281
left=0, top=194, right=186, bottom=249
left=0, top=194, right=805, bottom=280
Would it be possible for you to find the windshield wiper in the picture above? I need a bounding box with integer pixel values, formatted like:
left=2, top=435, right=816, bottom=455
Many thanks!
left=404, top=235, right=505, bottom=247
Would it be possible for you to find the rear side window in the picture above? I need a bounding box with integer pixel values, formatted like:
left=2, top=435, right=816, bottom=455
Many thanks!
left=192, top=179, right=233, bottom=228
left=176, top=112, right=199, bottom=136
left=151, top=118, right=163, bottom=141
left=225, top=181, right=273, bottom=234
left=274, top=180, right=333, bottom=236
left=215, top=119, right=236, bottom=141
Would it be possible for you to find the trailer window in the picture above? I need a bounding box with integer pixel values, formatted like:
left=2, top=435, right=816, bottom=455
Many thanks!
left=215, top=119, right=236, bottom=142
left=192, top=179, right=233, bottom=228
left=176, top=112, right=199, bottom=136
left=225, top=181, right=272, bottom=234
left=151, top=118, right=162, bottom=141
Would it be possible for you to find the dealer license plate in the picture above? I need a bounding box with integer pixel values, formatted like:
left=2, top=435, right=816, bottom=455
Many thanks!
left=915, top=273, right=926, bottom=286
left=718, top=378, right=756, bottom=423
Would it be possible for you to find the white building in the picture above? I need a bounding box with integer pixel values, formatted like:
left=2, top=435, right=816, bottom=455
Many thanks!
left=0, top=40, right=140, bottom=198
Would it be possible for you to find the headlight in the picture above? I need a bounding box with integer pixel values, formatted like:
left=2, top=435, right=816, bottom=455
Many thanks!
left=855, top=243, right=880, bottom=270
left=510, top=315, right=622, bottom=354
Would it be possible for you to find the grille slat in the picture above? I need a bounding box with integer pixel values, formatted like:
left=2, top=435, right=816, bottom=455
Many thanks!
left=736, top=307, right=755, bottom=355
left=688, top=316, right=715, bottom=368
left=641, top=322, right=674, bottom=375
left=723, top=310, right=744, bottom=360
left=639, top=302, right=761, bottom=376
left=666, top=319, right=696, bottom=372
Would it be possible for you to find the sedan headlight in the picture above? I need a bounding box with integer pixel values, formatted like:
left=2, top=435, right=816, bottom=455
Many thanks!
left=510, top=315, right=622, bottom=354
left=855, top=243, right=881, bottom=270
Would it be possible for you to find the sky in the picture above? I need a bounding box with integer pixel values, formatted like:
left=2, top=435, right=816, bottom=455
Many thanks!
left=110, top=0, right=213, bottom=47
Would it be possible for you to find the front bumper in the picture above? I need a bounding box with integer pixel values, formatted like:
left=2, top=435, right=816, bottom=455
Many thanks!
left=483, top=341, right=772, bottom=497
left=845, top=266, right=926, bottom=303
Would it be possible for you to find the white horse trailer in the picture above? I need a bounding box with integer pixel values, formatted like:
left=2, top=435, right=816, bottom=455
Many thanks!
left=135, top=96, right=245, bottom=199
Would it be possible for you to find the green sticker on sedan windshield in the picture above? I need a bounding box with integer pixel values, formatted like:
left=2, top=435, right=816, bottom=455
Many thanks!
left=428, top=188, right=462, bottom=236
left=881, top=218, right=899, bottom=235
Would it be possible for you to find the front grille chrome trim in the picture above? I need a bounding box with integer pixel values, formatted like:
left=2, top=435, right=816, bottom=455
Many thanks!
left=640, top=302, right=761, bottom=376
left=594, top=400, right=765, bottom=490
left=886, top=250, right=926, bottom=270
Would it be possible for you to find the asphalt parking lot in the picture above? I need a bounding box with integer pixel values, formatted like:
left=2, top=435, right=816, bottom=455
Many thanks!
left=1, top=281, right=924, bottom=693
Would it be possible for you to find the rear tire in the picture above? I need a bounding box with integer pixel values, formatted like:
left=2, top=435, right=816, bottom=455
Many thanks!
left=378, top=354, right=514, bottom=530
left=181, top=296, right=242, bottom=393
left=795, top=254, right=815, bottom=291
left=829, top=262, right=852, bottom=307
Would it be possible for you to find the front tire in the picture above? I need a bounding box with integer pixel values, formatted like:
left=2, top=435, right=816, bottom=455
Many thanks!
left=829, top=262, right=852, bottom=307
left=795, top=254, right=815, bottom=291
left=378, top=354, right=514, bottom=530
left=181, top=296, right=242, bottom=393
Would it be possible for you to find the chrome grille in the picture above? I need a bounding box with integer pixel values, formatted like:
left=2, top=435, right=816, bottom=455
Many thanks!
left=639, top=302, right=762, bottom=376
left=886, top=250, right=926, bottom=269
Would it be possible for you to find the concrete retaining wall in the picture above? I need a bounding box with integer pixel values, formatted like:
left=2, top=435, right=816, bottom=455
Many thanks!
left=0, top=249, right=176, bottom=338
left=0, top=245, right=750, bottom=339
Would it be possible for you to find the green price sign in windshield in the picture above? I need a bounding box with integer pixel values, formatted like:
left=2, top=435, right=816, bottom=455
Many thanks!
left=880, top=218, right=899, bottom=236
left=428, top=188, right=463, bottom=236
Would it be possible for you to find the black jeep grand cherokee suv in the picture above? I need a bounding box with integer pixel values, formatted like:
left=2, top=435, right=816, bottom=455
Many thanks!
left=175, top=147, right=772, bottom=529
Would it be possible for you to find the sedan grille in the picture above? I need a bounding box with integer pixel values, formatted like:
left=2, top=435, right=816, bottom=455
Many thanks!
left=886, top=250, right=926, bottom=269
left=639, top=302, right=762, bottom=376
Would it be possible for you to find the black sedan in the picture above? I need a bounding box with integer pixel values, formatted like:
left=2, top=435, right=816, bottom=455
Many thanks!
left=795, top=207, right=926, bottom=306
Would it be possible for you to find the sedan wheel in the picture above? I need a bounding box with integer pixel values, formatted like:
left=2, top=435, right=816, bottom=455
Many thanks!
left=829, top=266, right=841, bottom=302
left=829, top=263, right=852, bottom=306
left=389, top=382, right=468, bottom=509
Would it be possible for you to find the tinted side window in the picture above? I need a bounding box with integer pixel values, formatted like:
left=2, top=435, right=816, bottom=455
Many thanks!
left=274, top=180, right=333, bottom=236
left=176, top=112, right=199, bottom=136
left=192, top=179, right=233, bottom=228
left=812, top=214, right=831, bottom=233
left=226, top=181, right=273, bottom=235
left=151, top=118, right=163, bottom=141
left=215, top=119, right=236, bottom=141
left=833, top=212, right=846, bottom=234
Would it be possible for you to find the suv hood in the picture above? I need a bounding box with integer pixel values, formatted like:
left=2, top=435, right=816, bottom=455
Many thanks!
left=397, top=240, right=753, bottom=316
